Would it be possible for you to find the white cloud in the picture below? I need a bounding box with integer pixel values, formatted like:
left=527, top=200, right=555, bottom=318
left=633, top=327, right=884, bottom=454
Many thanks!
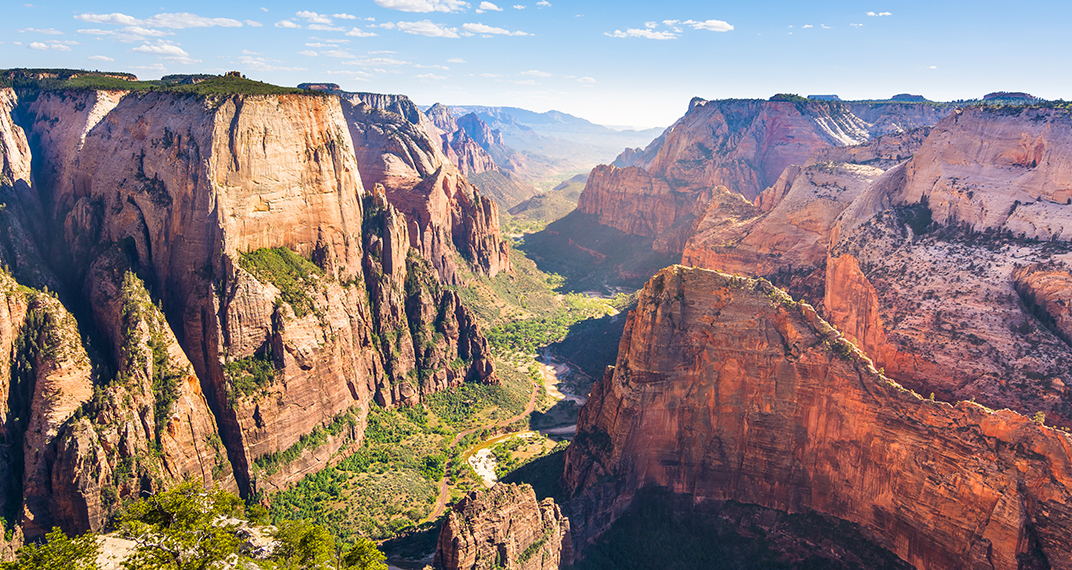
left=850, top=23, right=863, bottom=27
left=605, top=28, right=677, bottom=40
left=414, top=73, right=447, bottom=80
left=802, top=24, right=813, bottom=28
left=929, top=65, right=937, bottom=69
left=536, top=0, right=550, bottom=6
left=299, top=50, right=318, bottom=56
left=130, top=63, right=167, bottom=72
left=821, top=24, right=831, bottom=29
left=21, top=27, right=64, bottom=34
left=520, top=69, right=551, bottom=77
left=260, top=7, right=268, bottom=12
left=415, top=63, right=449, bottom=69
left=29, top=42, right=71, bottom=51
left=374, top=0, right=470, bottom=13
left=275, top=20, right=301, bottom=28
left=76, top=12, right=243, bottom=29
left=308, top=24, right=345, bottom=31
left=376, top=22, right=397, bottom=29
left=242, top=49, right=262, bottom=54
left=368, top=50, right=396, bottom=53
left=245, top=20, right=263, bottom=27
left=683, top=19, right=733, bottom=32
left=662, top=19, right=679, bottom=25
left=644, top=21, right=657, bottom=28
left=237, top=55, right=306, bottom=72
left=296, top=11, right=332, bottom=24
left=88, top=54, right=115, bottom=61
left=867, top=11, right=892, bottom=16
left=513, top=4, right=525, bottom=8
left=324, top=49, right=357, bottom=58
left=577, top=76, right=595, bottom=83
left=476, top=2, right=503, bottom=13
left=480, top=72, right=501, bottom=77
left=346, top=28, right=377, bottom=37
left=462, top=22, right=530, bottom=36
left=79, top=25, right=175, bottom=41
left=132, top=41, right=186, bottom=55
left=344, top=57, right=410, bottom=66
left=396, top=20, right=460, bottom=37
left=333, top=13, right=358, bottom=19
left=447, top=57, right=465, bottom=63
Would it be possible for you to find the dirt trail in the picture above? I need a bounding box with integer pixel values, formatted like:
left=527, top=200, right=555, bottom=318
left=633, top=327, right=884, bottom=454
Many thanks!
left=424, top=381, right=539, bottom=523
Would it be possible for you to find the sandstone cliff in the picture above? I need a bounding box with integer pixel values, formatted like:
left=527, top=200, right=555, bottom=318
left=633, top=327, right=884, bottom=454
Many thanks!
left=575, top=98, right=951, bottom=255
left=565, top=266, right=1072, bottom=570
left=0, top=83, right=501, bottom=538
left=341, top=95, right=510, bottom=284
left=433, top=483, right=571, bottom=570
left=821, top=107, right=1072, bottom=425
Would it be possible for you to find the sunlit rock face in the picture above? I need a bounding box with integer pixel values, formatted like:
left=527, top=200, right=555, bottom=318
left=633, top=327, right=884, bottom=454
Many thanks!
left=565, top=265, right=1072, bottom=570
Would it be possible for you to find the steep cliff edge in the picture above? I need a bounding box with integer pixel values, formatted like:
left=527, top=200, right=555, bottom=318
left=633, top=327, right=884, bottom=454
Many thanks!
left=0, top=83, right=501, bottom=537
left=574, top=98, right=951, bottom=256
left=341, top=96, right=510, bottom=284
left=433, top=483, right=571, bottom=570
left=565, top=266, right=1072, bottom=570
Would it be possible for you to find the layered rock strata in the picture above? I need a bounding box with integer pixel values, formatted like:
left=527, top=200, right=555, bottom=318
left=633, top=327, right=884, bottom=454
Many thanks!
left=341, top=96, right=510, bottom=283
left=0, top=84, right=501, bottom=537
left=565, top=265, right=1072, bottom=570
left=575, top=98, right=951, bottom=254
left=433, top=483, right=571, bottom=570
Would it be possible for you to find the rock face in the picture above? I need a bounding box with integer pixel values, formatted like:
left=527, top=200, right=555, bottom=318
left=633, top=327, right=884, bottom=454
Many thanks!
left=0, top=83, right=502, bottom=538
left=684, top=128, right=931, bottom=304
left=433, top=483, right=571, bottom=570
left=575, top=98, right=951, bottom=254
left=341, top=95, right=510, bottom=284
left=565, top=266, right=1072, bottom=570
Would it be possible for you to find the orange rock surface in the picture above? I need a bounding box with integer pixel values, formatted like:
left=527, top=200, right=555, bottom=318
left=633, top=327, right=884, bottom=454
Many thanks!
left=565, top=266, right=1072, bottom=570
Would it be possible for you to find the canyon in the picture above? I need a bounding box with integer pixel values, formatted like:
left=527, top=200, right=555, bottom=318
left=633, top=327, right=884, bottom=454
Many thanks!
left=0, top=76, right=508, bottom=540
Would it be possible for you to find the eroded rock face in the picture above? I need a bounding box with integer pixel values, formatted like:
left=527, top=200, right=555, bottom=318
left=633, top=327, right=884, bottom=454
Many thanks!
left=895, top=107, right=1072, bottom=239
left=565, top=266, right=1072, bottom=570
left=575, top=98, right=951, bottom=255
left=433, top=483, right=571, bottom=570
left=0, top=85, right=501, bottom=537
left=341, top=96, right=510, bottom=284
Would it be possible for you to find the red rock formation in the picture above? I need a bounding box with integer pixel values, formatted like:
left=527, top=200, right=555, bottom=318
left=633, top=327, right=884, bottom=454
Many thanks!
left=575, top=98, right=951, bottom=255
left=0, top=85, right=501, bottom=537
left=341, top=97, right=510, bottom=283
left=434, top=483, right=571, bottom=570
left=894, top=106, right=1072, bottom=240
left=565, top=266, right=1072, bottom=570
left=1013, top=263, right=1072, bottom=346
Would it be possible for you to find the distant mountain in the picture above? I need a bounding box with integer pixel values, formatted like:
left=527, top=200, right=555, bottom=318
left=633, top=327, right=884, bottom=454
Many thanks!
left=439, top=105, right=664, bottom=174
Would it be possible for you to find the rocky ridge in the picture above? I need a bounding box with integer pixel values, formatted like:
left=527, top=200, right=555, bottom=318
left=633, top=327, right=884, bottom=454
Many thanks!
left=564, top=265, right=1072, bottom=570
left=575, top=98, right=952, bottom=254
left=433, top=483, right=571, bottom=570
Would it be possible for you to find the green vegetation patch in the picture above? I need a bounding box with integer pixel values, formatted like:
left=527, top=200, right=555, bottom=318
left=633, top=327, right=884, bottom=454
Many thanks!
left=269, top=406, right=450, bottom=542
left=423, top=374, right=531, bottom=429
left=224, top=345, right=277, bottom=402
left=238, top=247, right=325, bottom=317
left=1, top=68, right=315, bottom=96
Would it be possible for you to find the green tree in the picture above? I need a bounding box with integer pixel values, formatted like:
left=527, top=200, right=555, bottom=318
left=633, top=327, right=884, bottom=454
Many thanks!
left=340, top=538, right=388, bottom=570
left=0, top=527, right=99, bottom=570
left=119, top=481, right=243, bottom=570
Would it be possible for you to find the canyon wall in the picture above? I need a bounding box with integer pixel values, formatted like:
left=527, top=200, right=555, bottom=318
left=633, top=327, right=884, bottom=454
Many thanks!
left=575, top=98, right=951, bottom=254
left=565, top=266, right=1072, bottom=570
left=0, top=84, right=503, bottom=538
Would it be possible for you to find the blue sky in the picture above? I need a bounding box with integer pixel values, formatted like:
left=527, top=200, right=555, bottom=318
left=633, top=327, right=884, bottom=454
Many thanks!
left=3, top=0, right=1070, bottom=128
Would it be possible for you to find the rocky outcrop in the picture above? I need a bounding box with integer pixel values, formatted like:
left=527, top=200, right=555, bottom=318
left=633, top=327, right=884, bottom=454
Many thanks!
left=1013, top=263, right=1072, bottom=346
left=893, top=106, right=1072, bottom=240
left=565, top=266, right=1072, bottom=570
left=433, top=483, right=571, bottom=570
left=0, top=83, right=501, bottom=538
left=341, top=96, right=510, bottom=283
left=575, top=98, right=952, bottom=255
